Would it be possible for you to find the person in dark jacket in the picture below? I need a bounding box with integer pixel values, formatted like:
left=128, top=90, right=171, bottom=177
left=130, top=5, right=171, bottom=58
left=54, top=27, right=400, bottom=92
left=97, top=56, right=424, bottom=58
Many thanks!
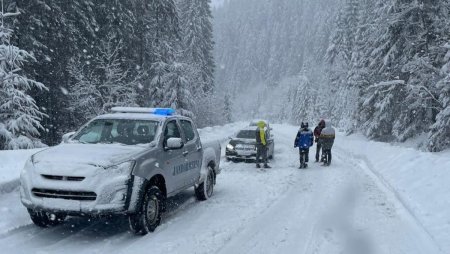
left=313, top=120, right=325, bottom=162
left=318, top=120, right=335, bottom=166
left=255, top=121, right=271, bottom=169
left=294, top=122, right=314, bottom=168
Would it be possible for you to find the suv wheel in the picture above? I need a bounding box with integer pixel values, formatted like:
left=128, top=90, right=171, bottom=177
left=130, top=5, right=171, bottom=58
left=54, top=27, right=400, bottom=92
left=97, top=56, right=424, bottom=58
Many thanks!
left=195, top=166, right=214, bottom=201
left=129, top=186, right=163, bottom=235
left=28, top=209, right=66, bottom=228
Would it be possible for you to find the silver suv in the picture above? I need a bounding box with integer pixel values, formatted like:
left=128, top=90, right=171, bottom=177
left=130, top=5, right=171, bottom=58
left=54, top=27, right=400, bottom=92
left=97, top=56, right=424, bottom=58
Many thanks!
left=20, top=107, right=221, bottom=234
left=225, top=120, right=275, bottom=161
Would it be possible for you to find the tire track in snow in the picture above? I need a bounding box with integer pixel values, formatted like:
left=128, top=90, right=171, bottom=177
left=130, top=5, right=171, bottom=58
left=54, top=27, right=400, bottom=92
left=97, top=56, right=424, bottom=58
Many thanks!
left=215, top=124, right=333, bottom=254
left=334, top=146, right=443, bottom=254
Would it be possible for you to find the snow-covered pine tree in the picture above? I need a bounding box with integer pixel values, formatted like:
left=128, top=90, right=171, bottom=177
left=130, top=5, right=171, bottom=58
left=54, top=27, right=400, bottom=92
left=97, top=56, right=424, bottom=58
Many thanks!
left=0, top=3, right=48, bottom=149
left=358, top=0, right=446, bottom=142
left=153, top=62, right=195, bottom=117
left=12, top=0, right=99, bottom=144
left=223, top=93, right=232, bottom=123
left=290, top=75, right=314, bottom=125
left=177, top=0, right=216, bottom=124
left=326, top=0, right=358, bottom=66
left=338, top=0, right=377, bottom=132
left=67, top=36, right=139, bottom=125
left=428, top=42, right=450, bottom=152
left=145, top=0, right=194, bottom=117
left=178, top=0, right=215, bottom=93
left=323, top=0, right=361, bottom=129
left=359, top=80, right=406, bottom=140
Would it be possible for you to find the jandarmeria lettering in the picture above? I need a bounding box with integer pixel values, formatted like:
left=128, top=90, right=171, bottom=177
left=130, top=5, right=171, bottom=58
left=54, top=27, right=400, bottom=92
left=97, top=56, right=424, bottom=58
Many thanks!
left=173, top=160, right=200, bottom=176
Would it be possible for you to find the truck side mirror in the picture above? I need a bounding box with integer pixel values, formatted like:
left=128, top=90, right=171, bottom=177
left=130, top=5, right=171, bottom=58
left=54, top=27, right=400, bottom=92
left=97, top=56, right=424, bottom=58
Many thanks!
left=62, top=132, right=76, bottom=143
left=166, top=138, right=184, bottom=150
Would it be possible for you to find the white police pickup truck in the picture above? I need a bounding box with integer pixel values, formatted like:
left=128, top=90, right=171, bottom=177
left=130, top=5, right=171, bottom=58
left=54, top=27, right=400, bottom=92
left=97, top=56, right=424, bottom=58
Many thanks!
left=20, top=107, right=221, bottom=234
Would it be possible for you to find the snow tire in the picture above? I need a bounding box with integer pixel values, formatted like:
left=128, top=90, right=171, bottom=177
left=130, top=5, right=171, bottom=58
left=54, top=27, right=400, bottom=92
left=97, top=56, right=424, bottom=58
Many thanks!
left=195, top=166, right=215, bottom=201
left=129, top=186, right=163, bottom=235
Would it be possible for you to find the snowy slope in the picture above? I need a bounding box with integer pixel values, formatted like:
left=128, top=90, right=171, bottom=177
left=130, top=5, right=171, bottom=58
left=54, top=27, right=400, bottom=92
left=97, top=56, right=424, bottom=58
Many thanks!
left=335, top=133, right=450, bottom=252
left=0, top=123, right=448, bottom=253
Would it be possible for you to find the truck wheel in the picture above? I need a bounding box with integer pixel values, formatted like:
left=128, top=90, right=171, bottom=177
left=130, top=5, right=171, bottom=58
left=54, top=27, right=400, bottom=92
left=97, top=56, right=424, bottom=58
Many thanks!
left=128, top=212, right=144, bottom=235
left=129, top=186, right=163, bottom=235
left=195, top=167, right=214, bottom=201
left=28, top=209, right=66, bottom=228
left=142, top=186, right=163, bottom=233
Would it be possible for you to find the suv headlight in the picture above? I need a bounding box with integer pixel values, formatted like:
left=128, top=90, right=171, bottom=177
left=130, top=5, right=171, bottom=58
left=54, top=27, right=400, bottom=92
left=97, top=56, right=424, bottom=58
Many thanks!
left=106, top=161, right=135, bottom=175
left=226, top=144, right=235, bottom=150
left=21, top=157, right=35, bottom=181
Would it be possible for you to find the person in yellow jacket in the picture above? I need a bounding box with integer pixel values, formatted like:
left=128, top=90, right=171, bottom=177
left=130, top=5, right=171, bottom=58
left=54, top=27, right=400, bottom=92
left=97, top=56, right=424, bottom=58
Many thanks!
left=255, top=121, right=271, bottom=169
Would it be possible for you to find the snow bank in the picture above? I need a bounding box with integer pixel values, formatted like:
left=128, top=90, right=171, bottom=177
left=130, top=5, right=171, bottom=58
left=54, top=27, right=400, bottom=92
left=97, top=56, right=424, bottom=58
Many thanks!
left=0, top=149, right=43, bottom=193
left=336, top=132, right=450, bottom=252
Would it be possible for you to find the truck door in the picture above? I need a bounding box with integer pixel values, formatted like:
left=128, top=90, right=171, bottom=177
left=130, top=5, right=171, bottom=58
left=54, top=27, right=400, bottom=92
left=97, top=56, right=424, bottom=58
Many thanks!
left=162, top=120, right=186, bottom=192
left=180, top=120, right=202, bottom=186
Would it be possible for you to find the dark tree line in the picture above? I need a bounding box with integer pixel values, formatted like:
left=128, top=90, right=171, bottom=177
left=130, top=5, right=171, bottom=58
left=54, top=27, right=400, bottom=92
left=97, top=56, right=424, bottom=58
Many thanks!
left=0, top=0, right=216, bottom=148
left=327, top=0, right=450, bottom=151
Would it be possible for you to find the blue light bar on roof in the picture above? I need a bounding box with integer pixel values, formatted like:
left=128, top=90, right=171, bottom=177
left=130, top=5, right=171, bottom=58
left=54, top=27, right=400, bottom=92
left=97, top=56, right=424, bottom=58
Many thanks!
left=153, top=108, right=175, bottom=116
left=110, top=107, right=175, bottom=115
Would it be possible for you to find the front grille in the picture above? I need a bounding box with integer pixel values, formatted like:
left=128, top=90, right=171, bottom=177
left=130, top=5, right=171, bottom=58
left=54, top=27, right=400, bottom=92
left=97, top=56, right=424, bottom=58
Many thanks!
left=32, top=188, right=97, bottom=201
left=41, top=175, right=85, bottom=181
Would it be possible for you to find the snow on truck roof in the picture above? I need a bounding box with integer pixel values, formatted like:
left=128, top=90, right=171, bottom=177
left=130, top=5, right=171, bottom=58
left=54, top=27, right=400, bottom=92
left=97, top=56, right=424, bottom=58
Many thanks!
left=94, top=107, right=178, bottom=121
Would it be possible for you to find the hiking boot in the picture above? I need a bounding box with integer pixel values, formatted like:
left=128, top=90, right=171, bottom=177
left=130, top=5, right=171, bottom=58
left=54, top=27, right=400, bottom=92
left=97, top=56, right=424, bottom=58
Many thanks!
left=256, top=164, right=261, bottom=168
left=264, top=164, right=271, bottom=169
left=304, top=163, right=308, bottom=168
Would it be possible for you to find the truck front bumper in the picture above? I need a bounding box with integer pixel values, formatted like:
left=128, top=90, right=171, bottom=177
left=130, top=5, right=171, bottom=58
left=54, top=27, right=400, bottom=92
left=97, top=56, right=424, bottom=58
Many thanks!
left=20, top=162, right=145, bottom=216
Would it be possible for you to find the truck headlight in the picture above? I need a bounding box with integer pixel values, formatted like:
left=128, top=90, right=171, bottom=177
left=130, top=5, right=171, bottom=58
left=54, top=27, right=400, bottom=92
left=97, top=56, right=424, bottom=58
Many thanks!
left=106, top=161, right=135, bottom=175
left=21, top=157, right=34, bottom=178
left=226, top=144, right=235, bottom=151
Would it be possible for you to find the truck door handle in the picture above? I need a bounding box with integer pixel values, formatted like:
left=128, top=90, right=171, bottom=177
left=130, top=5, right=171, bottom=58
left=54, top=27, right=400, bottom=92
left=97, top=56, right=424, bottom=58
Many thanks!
left=183, top=151, right=189, bottom=156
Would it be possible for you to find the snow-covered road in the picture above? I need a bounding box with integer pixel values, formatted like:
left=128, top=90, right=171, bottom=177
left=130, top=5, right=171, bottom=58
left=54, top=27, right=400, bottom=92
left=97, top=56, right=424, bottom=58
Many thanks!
left=0, top=124, right=445, bottom=253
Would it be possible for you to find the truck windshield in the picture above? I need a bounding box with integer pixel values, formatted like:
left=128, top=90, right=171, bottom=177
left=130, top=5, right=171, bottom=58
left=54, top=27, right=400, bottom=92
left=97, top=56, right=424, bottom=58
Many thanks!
left=236, top=130, right=256, bottom=139
left=72, top=119, right=159, bottom=145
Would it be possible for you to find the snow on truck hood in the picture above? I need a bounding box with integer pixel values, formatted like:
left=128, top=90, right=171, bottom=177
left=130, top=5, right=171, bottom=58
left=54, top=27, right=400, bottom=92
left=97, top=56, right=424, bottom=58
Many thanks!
left=33, top=143, right=145, bottom=167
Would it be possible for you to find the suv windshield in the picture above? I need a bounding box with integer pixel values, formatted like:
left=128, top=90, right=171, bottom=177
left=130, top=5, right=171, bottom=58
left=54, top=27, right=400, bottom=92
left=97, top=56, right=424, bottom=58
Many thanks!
left=72, top=119, right=159, bottom=145
left=236, top=130, right=256, bottom=139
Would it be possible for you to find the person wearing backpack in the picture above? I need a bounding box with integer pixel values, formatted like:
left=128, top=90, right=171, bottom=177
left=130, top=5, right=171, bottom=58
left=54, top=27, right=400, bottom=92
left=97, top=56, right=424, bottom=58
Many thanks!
left=313, top=120, right=325, bottom=162
left=294, top=122, right=314, bottom=169
left=318, top=120, right=335, bottom=166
